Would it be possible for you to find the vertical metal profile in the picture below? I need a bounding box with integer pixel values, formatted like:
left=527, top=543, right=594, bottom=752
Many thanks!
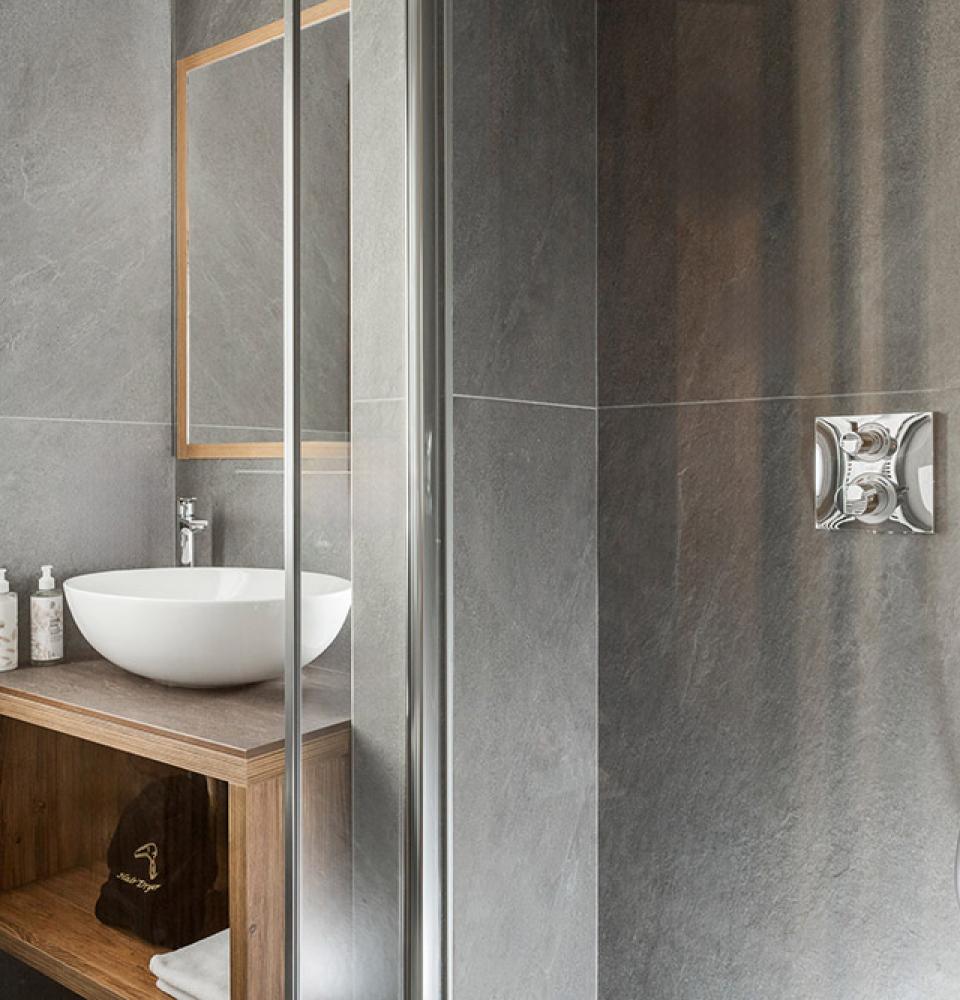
left=282, top=1, right=302, bottom=999
left=405, top=0, right=448, bottom=993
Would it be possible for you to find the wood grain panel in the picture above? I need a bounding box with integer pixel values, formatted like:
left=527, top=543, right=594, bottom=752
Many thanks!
left=0, top=720, right=178, bottom=892
left=0, top=666, right=352, bottom=997
left=0, top=692, right=249, bottom=784
left=229, top=776, right=285, bottom=999
left=0, top=864, right=161, bottom=1000
left=0, top=660, right=350, bottom=785
left=228, top=743, right=352, bottom=998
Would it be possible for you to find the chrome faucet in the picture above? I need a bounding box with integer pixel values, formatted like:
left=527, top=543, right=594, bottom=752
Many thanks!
left=177, top=497, right=208, bottom=567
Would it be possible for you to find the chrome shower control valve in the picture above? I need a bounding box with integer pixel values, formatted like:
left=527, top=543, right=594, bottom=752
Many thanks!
left=840, top=474, right=899, bottom=524
left=815, top=412, right=934, bottom=534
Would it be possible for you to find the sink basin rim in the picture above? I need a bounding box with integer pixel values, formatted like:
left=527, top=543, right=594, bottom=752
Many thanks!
left=64, top=567, right=351, bottom=606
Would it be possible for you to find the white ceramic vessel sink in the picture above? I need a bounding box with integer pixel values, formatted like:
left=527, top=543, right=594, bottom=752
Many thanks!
left=64, top=568, right=351, bottom=688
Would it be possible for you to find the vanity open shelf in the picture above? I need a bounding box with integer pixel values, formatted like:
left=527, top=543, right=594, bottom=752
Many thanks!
left=0, top=660, right=351, bottom=999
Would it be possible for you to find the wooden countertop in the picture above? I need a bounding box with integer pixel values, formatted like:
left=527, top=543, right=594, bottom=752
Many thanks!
left=0, top=659, right=350, bottom=784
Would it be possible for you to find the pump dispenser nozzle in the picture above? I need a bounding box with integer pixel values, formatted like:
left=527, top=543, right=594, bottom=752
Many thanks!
left=31, top=565, right=63, bottom=664
left=0, top=569, right=8, bottom=595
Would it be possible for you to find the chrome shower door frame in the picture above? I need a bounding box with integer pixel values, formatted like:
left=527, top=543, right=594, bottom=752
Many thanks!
left=405, top=0, right=449, bottom=995
left=282, top=0, right=449, bottom=997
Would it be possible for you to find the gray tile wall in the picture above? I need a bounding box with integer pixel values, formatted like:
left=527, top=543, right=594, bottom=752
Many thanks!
left=452, top=399, right=597, bottom=1000
left=449, top=0, right=598, bottom=996
left=452, top=0, right=597, bottom=407
left=599, top=1, right=960, bottom=996
left=184, top=15, right=350, bottom=441
left=0, top=1, right=174, bottom=660
left=350, top=0, right=408, bottom=995
left=176, top=0, right=281, bottom=59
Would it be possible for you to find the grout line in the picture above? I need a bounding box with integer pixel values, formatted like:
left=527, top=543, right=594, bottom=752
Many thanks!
left=453, top=392, right=597, bottom=412
left=599, top=385, right=960, bottom=411
left=0, top=413, right=171, bottom=428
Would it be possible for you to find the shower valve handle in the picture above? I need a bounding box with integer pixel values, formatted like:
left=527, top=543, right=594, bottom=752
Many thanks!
left=842, top=481, right=878, bottom=517
left=840, top=423, right=894, bottom=461
left=840, top=474, right=900, bottom=523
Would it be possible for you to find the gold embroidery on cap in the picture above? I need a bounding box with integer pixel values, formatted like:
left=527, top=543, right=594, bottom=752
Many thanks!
left=134, top=842, right=159, bottom=881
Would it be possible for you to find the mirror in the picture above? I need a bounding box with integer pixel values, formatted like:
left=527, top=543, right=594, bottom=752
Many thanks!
left=175, top=2, right=350, bottom=459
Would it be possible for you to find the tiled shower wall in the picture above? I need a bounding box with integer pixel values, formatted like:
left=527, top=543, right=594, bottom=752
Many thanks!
left=350, top=0, right=409, bottom=994
left=599, top=1, right=960, bottom=997
left=449, top=0, right=598, bottom=997
left=0, top=1, right=173, bottom=661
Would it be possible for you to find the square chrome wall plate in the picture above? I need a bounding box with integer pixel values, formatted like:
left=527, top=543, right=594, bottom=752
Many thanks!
left=815, top=412, right=934, bottom=534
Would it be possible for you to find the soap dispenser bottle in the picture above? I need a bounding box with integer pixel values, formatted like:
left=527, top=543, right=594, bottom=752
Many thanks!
left=0, top=569, right=17, bottom=671
left=30, top=565, right=63, bottom=665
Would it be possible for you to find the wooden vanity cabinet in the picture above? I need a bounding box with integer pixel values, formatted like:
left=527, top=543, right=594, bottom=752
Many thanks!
left=0, top=660, right=350, bottom=1000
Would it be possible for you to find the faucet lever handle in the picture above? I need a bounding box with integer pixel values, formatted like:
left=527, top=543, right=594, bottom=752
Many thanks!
left=177, top=496, right=197, bottom=518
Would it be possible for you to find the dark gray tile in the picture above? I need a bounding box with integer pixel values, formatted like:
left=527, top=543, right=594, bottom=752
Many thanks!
left=452, top=397, right=597, bottom=1000
left=176, top=0, right=280, bottom=58
left=350, top=0, right=407, bottom=404
left=599, top=0, right=960, bottom=405
left=599, top=391, right=960, bottom=999
left=0, top=1, right=171, bottom=424
left=0, top=951, right=79, bottom=1000
left=452, top=0, right=597, bottom=407
left=351, top=399, right=407, bottom=1000
left=0, top=418, right=173, bottom=662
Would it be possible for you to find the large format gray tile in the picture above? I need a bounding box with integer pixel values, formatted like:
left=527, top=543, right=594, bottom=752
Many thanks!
left=599, top=391, right=960, bottom=999
left=452, top=397, right=597, bottom=1000
left=349, top=5, right=408, bottom=989
left=350, top=0, right=407, bottom=403
left=176, top=0, right=280, bottom=58
left=452, top=0, right=597, bottom=407
left=185, top=17, right=349, bottom=440
left=599, top=0, right=960, bottom=406
left=186, top=40, right=283, bottom=436
left=351, top=399, right=407, bottom=1000
left=0, top=418, right=173, bottom=662
left=0, top=1, right=171, bottom=424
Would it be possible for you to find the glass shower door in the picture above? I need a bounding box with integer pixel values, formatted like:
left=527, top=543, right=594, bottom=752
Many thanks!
left=284, top=0, right=446, bottom=995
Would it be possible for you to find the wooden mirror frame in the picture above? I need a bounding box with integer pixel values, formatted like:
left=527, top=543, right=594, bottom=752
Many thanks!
left=175, top=0, right=351, bottom=460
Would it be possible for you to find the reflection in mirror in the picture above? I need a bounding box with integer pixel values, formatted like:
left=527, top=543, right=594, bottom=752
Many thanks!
left=176, top=3, right=349, bottom=459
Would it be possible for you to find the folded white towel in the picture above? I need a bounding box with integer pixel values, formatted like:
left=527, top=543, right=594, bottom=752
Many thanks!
left=150, top=929, right=230, bottom=1000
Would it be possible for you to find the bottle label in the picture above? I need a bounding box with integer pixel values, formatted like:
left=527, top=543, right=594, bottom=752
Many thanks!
left=0, top=597, right=16, bottom=671
left=31, top=595, right=63, bottom=663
